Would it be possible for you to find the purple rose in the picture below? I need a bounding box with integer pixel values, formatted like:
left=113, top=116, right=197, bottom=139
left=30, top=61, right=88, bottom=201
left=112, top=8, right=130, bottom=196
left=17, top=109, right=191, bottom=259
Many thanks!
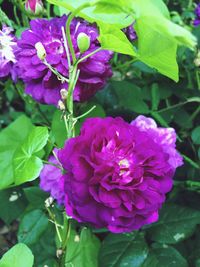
left=194, top=4, right=200, bottom=26
left=16, top=16, right=113, bottom=105
left=54, top=116, right=183, bottom=233
left=0, top=25, right=18, bottom=81
left=40, top=149, right=65, bottom=205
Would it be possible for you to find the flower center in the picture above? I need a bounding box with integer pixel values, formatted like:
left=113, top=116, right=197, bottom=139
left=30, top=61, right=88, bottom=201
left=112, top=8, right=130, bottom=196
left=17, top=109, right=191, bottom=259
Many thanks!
left=119, top=159, right=130, bottom=176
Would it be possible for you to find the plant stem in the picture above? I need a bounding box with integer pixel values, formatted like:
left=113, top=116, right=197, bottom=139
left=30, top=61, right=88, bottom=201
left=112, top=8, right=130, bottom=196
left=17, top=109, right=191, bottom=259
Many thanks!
left=77, top=48, right=102, bottom=64
left=188, top=105, right=200, bottom=122
left=181, top=154, right=200, bottom=169
left=46, top=2, right=51, bottom=18
left=42, top=160, right=63, bottom=170
left=74, top=105, right=96, bottom=120
left=65, top=3, right=91, bottom=64
left=13, top=6, right=21, bottom=26
left=174, top=180, right=200, bottom=189
left=196, top=70, right=200, bottom=90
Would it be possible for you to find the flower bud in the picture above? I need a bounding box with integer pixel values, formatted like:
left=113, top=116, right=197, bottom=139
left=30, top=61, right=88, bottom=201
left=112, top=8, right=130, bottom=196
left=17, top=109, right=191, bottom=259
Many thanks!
left=60, top=89, right=68, bottom=100
left=57, top=100, right=65, bottom=111
left=25, top=0, right=43, bottom=15
left=77, top=32, right=90, bottom=53
left=35, top=42, right=46, bottom=60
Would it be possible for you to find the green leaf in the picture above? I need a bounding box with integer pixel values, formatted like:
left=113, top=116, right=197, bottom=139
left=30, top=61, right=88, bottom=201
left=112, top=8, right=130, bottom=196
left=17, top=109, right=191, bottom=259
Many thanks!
left=65, top=228, right=100, bottom=267
left=18, top=209, right=49, bottom=246
left=0, top=243, right=34, bottom=267
left=192, top=126, right=200, bottom=145
left=99, top=232, right=148, bottom=267
left=135, top=17, right=179, bottom=81
left=0, top=7, right=13, bottom=27
left=98, top=23, right=136, bottom=56
left=153, top=246, right=188, bottom=267
left=47, top=0, right=134, bottom=27
left=0, top=189, right=27, bottom=225
left=13, top=127, right=49, bottom=185
left=112, top=81, right=149, bottom=114
left=147, top=204, right=200, bottom=244
left=142, top=246, right=188, bottom=267
left=0, top=115, right=33, bottom=189
left=30, top=223, right=57, bottom=267
left=24, top=187, right=48, bottom=209
left=52, top=110, right=67, bottom=148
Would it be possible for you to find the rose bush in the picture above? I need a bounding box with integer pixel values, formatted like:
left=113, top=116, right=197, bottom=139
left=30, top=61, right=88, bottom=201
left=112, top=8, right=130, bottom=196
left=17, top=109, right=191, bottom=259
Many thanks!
left=0, top=1, right=200, bottom=267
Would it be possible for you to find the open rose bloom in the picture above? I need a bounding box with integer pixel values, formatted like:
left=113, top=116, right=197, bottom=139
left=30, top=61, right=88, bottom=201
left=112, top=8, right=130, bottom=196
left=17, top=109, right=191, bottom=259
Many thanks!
left=40, top=116, right=183, bottom=233
left=16, top=15, right=113, bottom=105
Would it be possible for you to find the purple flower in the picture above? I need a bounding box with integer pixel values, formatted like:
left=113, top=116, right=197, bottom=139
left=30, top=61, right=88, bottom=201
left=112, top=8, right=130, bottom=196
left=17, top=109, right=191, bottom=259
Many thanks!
left=16, top=16, right=113, bottom=105
left=0, top=25, right=18, bottom=81
left=25, top=0, right=43, bottom=15
left=54, top=116, right=183, bottom=233
left=40, top=149, right=65, bottom=205
left=194, top=4, right=200, bottom=26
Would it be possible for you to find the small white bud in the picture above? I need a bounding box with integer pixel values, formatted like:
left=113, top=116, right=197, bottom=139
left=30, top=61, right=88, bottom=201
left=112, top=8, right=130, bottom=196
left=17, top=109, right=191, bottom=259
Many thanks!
left=60, top=89, right=68, bottom=100
left=35, top=42, right=46, bottom=60
left=45, top=197, right=54, bottom=208
left=77, top=32, right=90, bottom=53
left=57, top=100, right=65, bottom=111
left=74, top=235, right=80, bottom=242
left=56, top=249, right=63, bottom=258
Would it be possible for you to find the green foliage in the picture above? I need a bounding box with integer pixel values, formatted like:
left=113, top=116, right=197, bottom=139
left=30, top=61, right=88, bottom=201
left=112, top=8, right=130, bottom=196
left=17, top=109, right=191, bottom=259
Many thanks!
left=0, top=115, right=33, bottom=189
left=192, top=126, right=200, bottom=145
left=142, top=246, right=188, bottom=267
left=99, top=231, right=188, bottom=267
left=0, top=188, right=27, bottom=224
left=146, top=204, right=200, bottom=244
left=47, top=0, right=134, bottom=27
left=0, top=243, right=34, bottom=267
left=112, top=81, right=149, bottom=114
left=48, top=0, right=196, bottom=81
left=52, top=110, right=67, bottom=148
left=24, top=187, right=48, bottom=210
left=13, top=127, right=49, bottom=185
left=98, top=23, right=136, bottom=56
left=30, top=223, right=57, bottom=267
left=18, top=209, right=49, bottom=246
left=0, top=116, right=48, bottom=189
left=99, top=232, right=148, bottom=267
left=65, top=228, right=100, bottom=267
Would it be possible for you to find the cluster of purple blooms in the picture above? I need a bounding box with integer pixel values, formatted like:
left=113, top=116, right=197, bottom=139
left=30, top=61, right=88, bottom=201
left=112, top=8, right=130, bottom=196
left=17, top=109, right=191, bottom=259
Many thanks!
left=41, top=116, right=183, bottom=233
left=0, top=12, right=184, bottom=232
